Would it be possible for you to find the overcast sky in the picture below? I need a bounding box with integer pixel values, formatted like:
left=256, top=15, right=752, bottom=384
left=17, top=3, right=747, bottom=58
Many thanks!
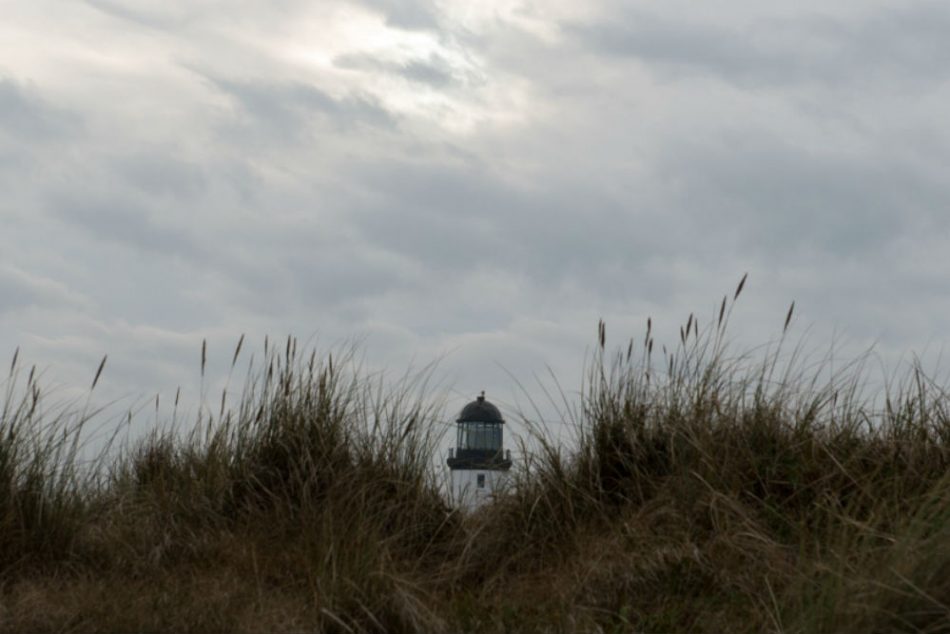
left=2, top=0, right=950, bottom=431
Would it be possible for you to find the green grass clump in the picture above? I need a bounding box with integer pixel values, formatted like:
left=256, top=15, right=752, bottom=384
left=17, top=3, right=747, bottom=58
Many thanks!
left=3, top=280, right=950, bottom=632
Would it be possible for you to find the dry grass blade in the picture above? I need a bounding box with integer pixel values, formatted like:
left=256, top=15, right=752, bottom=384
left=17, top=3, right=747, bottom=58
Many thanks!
left=784, top=301, right=795, bottom=333
left=734, top=272, right=748, bottom=300
left=232, top=333, right=245, bottom=369
left=91, top=354, right=107, bottom=390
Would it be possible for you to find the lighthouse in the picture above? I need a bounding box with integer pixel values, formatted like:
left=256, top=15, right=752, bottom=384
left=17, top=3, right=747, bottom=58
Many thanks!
left=447, top=392, right=512, bottom=509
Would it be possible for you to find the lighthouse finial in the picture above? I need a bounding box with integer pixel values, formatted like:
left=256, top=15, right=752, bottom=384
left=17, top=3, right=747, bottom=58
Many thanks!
left=479, top=390, right=485, bottom=401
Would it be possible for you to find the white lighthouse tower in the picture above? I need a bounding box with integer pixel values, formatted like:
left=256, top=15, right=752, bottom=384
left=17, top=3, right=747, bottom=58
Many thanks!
left=447, top=392, right=512, bottom=509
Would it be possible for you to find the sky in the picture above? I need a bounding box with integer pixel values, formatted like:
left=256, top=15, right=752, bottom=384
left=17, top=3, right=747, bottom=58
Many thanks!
left=2, top=0, right=950, bottom=437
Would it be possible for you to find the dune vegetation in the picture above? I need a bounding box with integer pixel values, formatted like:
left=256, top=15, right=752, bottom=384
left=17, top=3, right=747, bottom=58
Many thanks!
left=3, top=278, right=950, bottom=633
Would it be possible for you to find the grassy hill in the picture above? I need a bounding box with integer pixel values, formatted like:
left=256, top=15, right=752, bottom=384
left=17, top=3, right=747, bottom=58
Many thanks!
left=3, top=283, right=950, bottom=632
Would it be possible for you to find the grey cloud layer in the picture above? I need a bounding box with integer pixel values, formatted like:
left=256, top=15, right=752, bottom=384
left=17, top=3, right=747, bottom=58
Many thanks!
left=571, top=4, right=950, bottom=88
left=203, top=74, right=397, bottom=136
left=1, top=0, right=949, bottom=421
left=333, top=52, right=457, bottom=88
left=0, top=79, right=78, bottom=140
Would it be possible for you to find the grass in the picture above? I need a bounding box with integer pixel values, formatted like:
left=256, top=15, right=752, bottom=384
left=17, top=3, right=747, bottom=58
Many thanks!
left=3, top=279, right=950, bottom=632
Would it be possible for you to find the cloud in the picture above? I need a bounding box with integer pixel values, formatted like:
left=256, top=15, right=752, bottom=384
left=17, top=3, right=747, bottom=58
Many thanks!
left=0, top=266, right=93, bottom=316
left=1, top=0, right=950, bottom=431
left=111, top=153, right=208, bottom=201
left=569, top=4, right=950, bottom=89
left=81, top=0, right=192, bottom=30
left=48, top=194, right=206, bottom=262
left=334, top=52, right=457, bottom=88
left=0, top=78, right=79, bottom=141
left=199, top=73, right=397, bottom=140
left=650, top=129, right=950, bottom=259
left=354, top=0, right=441, bottom=31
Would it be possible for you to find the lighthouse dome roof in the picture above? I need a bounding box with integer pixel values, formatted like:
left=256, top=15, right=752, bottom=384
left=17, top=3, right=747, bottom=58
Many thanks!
left=457, top=392, right=504, bottom=423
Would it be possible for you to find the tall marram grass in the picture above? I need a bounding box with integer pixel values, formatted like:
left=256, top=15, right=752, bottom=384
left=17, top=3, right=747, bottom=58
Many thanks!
left=2, top=341, right=454, bottom=632
left=3, top=281, right=950, bottom=632
left=0, top=353, right=98, bottom=576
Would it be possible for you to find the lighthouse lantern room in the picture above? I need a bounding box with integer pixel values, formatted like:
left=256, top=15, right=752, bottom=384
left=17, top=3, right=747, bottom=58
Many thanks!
left=447, top=392, right=512, bottom=509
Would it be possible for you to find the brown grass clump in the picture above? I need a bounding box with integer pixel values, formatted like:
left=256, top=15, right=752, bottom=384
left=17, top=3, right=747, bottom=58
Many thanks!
left=3, top=279, right=950, bottom=632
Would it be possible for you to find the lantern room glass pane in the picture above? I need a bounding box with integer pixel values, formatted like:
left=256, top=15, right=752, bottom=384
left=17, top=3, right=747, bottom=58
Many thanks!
left=458, top=422, right=502, bottom=450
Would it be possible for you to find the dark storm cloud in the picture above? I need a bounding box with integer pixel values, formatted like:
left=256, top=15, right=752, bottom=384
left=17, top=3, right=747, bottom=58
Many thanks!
left=570, top=4, right=950, bottom=88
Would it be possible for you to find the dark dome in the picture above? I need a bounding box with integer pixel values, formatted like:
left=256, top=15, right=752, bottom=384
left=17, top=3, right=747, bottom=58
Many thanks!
left=457, top=392, right=504, bottom=423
